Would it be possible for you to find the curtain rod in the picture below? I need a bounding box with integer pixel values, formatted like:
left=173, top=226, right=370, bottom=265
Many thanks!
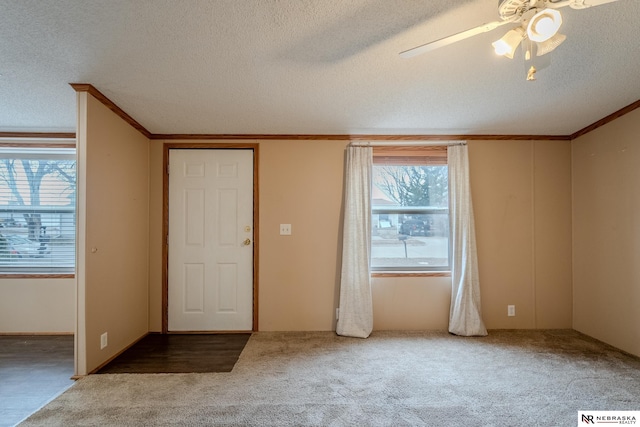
left=348, top=141, right=466, bottom=147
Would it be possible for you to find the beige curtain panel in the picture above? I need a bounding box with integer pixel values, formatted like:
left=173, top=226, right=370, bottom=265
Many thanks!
left=448, top=144, right=488, bottom=336
left=336, top=146, right=373, bottom=339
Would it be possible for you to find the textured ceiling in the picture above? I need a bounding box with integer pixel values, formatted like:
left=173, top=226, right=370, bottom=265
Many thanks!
left=0, top=0, right=639, bottom=136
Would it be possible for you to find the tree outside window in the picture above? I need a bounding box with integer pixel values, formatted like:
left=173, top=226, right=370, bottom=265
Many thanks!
left=371, top=148, right=449, bottom=272
left=0, top=147, right=76, bottom=273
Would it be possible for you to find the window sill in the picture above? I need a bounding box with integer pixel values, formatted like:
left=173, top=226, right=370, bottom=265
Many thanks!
left=371, top=271, right=451, bottom=278
left=0, top=274, right=75, bottom=279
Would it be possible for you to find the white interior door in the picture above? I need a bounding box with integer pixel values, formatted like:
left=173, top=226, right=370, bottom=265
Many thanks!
left=168, top=149, right=253, bottom=331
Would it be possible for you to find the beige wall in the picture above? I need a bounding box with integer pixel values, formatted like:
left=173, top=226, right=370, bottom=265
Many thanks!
left=533, top=141, right=573, bottom=328
left=259, top=140, right=345, bottom=330
left=572, top=108, right=640, bottom=357
left=148, top=139, right=347, bottom=332
left=148, top=138, right=572, bottom=332
left=76, top=93, right=150, bottom=375
left=372, top=276, right=451, bottom=330
left=4, top=99, right=635, bottom=358
left=470, top=140, right=573, bottom=329
left=0, top=278, right=74, bottom=333
left=1, top=135, right=574, bottom=337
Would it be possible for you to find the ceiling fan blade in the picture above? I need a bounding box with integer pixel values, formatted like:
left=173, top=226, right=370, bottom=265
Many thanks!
left=569, top=0, right=620, bottom=9
left=400, top=20, right=513, bottom=59
left=548, top=0, right=621, bottom=9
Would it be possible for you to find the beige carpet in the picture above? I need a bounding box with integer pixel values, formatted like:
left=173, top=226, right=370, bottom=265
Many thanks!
left=20, top=330, right=640, bottom=426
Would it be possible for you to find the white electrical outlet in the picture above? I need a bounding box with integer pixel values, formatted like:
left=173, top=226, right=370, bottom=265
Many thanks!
left=100, top=332, right=108, bottom=349
left=280, top=224, right=292, bottom=235
left=507, top=305, right=516, bottom=317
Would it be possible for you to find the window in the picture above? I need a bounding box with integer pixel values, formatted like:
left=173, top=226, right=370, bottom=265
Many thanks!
left=0, top=146, right=76, bottom=275
left=371, top=146, right=449, bottom=272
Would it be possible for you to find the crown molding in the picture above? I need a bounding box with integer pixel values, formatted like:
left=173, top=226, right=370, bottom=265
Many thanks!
left=570, top=99, right=640, bottom=140
left=150, top=133, right=570, bottom=141
left=5, top=86, right=638, bottom=143
left=69, top=83, right=152, bottom=139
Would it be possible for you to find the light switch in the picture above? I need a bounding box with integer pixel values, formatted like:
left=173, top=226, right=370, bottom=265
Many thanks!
left=280, top=224, right=292, bottom=235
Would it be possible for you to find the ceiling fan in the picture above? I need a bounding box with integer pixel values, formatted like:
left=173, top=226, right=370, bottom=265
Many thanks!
left=400, top=0, right=622, bottom=80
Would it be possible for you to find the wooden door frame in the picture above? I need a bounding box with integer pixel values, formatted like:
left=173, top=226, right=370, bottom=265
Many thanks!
left=162, top=143, right=259, bottom=333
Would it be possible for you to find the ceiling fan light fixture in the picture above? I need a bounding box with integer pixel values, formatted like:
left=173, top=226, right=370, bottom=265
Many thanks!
left=527, top=8, right=563, bottom=42
left=536, top=33, right=567, bottom=56
left=492, top=27, right=525, bottom=59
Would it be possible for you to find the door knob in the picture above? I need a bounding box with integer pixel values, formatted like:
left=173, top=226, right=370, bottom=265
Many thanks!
left=243, top=238, right=251, bottom=246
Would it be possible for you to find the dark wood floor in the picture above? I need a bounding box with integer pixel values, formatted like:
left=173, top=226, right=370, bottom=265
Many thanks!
left=0, top=333, right=250, bottom=426
left=97, top=333, right=251, bottom=374
left=0, top=335, right=74, bottom=427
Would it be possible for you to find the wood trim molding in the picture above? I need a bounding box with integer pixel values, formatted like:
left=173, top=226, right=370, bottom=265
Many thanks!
left=162, top=142, right=262, bottom=149
left=372, top=146, right=448, bottom=153
left=570, top=99, right=640, bottom=140
left=0, top=332, right=74, bottom=336
left=152, top=133, right=571, bottom=141
left=161, top=142, right=260, bottom=333
left=161, top=146, right=169, bottom=333
left=0, top=142, right=75, bottom=149
left=4, top=87, right=636, bottom=143
left=0, top=132, right=75, bottom=139
left=372, top=272, right=451, bottom=278
left=166, top=330, right=253, bottom=334
left=69, top=83, right=152, bottom=139
left=0, top=274, right=74, bottom=279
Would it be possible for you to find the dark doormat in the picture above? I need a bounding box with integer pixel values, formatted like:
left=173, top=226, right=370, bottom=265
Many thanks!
left=97, top=333, right=251, bottom=374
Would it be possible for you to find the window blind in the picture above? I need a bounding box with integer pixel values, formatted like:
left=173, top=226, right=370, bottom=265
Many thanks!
left=371, top=145, right=450, bottom=272
left=0, top=147, right=76, bottom=274
left=372, top=146, right=447, bottom=166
